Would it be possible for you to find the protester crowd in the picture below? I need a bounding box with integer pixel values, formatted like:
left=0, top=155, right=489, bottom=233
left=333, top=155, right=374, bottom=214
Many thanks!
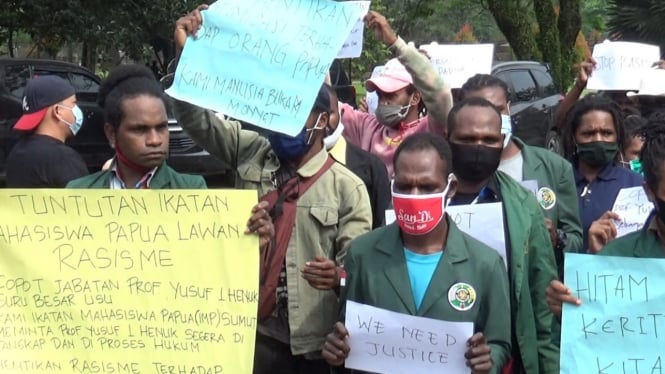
left=6, top=4, right=665, bottom=374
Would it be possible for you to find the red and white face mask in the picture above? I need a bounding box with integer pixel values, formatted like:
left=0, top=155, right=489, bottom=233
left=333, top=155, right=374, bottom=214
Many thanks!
left=391, top=179, right=452, bottom=235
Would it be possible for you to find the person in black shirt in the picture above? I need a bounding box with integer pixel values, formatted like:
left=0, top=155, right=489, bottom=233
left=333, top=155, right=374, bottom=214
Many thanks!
left=326, top=84, right=391, bottom=229
left=6, top=75, right=88, bottom=187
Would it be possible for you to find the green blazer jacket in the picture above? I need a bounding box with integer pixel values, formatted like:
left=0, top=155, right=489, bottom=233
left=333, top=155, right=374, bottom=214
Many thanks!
left=496, top=171, right=560, bottom=374
left=516, top=137, right=583, bottom=253
left=66, top=163, right=207, bottom=189
left=602, top=213, right=663, bottom=258
left=337, top=219, right=512, bottom=374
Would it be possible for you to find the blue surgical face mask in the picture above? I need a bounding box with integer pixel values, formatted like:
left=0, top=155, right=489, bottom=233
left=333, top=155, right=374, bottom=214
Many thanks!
left=501, top=114, right=512, bottom=148
left=57, top=104, right=84, bottom=135
left=269, top=113, right=325, bottom=162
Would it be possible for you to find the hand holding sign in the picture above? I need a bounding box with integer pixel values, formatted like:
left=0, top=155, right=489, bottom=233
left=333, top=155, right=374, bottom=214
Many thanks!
left=545, top=279, right=581, bottom=320
left=245, top=201, right=273, bottom=250
left=575, top=56, right=597, bottom=90
left=364, top=11, right=398, bottom=47
left=322, top=322, right=351, bottom=367
left=174, top=4, right=208, bottom=51
left=465, top=333, right=492, bottom=373
left=587, top=211, right=619, bottom=254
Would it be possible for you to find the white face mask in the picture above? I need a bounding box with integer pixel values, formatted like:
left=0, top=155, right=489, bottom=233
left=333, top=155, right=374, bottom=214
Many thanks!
left=56, top=104, right=84, bottom=135
left=501, top=114, right=512, bottom=148
left=324, top=107, right=345, bottom=150
left=324, top=123, right=344, bottom=150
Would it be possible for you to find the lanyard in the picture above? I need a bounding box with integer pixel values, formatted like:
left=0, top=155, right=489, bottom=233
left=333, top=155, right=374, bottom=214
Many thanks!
left=447, top=187, right=486, bottom=206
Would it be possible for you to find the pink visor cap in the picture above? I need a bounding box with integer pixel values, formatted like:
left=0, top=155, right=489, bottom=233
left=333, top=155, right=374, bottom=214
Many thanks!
left=365, top=58, right=413, bottom=93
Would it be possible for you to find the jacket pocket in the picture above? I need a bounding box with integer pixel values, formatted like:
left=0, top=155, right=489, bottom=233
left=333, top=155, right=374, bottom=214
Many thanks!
left=308, top=206, right=339, bottom=258
left=309, top=206, right=339, bottom=227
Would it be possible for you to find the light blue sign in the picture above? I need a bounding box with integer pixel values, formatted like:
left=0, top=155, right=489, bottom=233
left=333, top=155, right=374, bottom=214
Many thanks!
left=561, top=253, right=664, bottom=373
left=167, top=0, right=366, bottom=136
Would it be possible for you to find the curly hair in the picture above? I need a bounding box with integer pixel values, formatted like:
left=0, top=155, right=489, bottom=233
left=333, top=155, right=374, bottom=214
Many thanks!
left=561, top=94, right=624, bottom=161
left=640, top=116, right=665, bottom=191
left=98, top=64, right=167, bottom=129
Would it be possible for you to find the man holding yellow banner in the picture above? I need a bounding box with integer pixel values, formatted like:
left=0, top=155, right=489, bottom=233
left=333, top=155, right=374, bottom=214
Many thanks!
left=0, top=63, right=275, bottom=374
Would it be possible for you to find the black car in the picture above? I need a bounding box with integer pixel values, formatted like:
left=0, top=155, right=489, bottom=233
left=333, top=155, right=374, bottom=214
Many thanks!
left=0, top=58, right=227, bottom=182
left=492, top=61, right=563, bottom=152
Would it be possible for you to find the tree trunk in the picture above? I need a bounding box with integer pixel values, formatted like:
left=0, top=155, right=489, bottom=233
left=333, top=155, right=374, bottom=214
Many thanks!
left=8, top=27, right=14, bottom=57
left=81, top=41, right=98, bottom=74
left=487, top=0, right=582, bottom=90
left=558, top=0, right=582, bottom=89
left=533, top=0, right=563, bottom=88
left=486, top=0, right=540, bottom=60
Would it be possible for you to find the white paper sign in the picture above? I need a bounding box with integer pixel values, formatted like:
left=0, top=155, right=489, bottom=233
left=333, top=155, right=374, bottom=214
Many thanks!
left=586, top=41, right=661, bottom=91
left=418, top=43, right=494, bottom=88
left=345, top=300, right=473, bottom=374
left=386, top=202, right=507, bottom=268
left=365, top=65, right=384, bottom=114
left=520, top=179, right=539, bottom=196
left=611, top=186, right=653, bottom=237
left=336, top=1, right=371, bottom=59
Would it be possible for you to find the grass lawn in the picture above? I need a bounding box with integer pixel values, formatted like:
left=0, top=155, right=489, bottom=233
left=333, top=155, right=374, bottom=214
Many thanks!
left=353, top=81, right=366, bottom=106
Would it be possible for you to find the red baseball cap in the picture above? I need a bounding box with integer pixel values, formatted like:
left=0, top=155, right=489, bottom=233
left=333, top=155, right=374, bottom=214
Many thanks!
left=14, top=75, right=75, bottom=131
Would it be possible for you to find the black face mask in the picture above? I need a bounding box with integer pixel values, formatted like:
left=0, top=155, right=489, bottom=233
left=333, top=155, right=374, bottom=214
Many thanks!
left=576, top=141, right=618, bottom=168
left=450, top=142, right=503, bottom=183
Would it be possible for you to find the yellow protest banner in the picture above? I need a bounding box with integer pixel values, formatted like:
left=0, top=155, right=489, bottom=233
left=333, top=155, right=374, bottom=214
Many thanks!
left=0, top=189, right=259, bottom=374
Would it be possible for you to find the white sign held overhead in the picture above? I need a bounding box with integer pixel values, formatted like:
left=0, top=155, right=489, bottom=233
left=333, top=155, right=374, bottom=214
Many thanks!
left=418, top=43, right=495, bottom=88
left=586, top=41, right=661, bottom=91
left=336, top=1, right=371, bottom=59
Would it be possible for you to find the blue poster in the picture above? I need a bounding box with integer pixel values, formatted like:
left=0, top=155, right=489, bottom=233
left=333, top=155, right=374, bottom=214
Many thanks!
left=167, top=0, right=366, bottom=136
left=561, top=253, right=665, bottom=373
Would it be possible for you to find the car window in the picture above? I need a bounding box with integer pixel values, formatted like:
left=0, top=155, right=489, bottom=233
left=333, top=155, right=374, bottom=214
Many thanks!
left=494, top=72, right=516, bottom=102
left=506, top=70, right=537, bottom=102
left=532, top=69, right=558, bottom=97
left=32, top=69, right=69, bottom=81
left=69, top=72, right=99, bottom=94
left=4, top=64, right=31, bottom=99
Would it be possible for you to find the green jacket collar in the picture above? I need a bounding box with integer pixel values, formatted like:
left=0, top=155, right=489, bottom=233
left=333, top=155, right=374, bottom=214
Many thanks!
left=375, top=217, right=469, bottom=316
left=512, top=136, right=542, bottom=176
left=72, top=162, right=183, bottom=189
